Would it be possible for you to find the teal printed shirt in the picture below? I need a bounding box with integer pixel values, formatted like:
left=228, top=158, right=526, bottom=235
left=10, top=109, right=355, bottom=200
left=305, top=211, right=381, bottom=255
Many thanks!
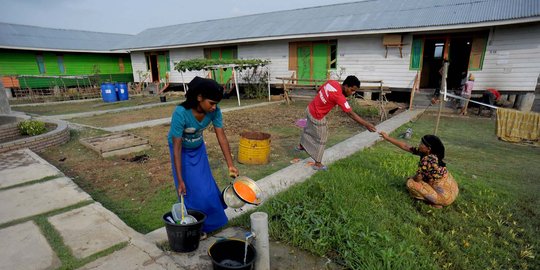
left=167, top=105, right=223, bottom=148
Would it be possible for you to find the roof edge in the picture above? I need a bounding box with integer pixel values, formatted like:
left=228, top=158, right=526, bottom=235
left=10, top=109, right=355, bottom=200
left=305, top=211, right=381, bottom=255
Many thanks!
left=0, top=45, right=129, bottom=54
left=126, top=16, right=540, bottom=51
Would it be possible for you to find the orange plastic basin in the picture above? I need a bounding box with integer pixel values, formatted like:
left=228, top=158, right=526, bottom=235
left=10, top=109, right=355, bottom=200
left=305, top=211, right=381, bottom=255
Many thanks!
left=233, top=181, right=257, bottom=203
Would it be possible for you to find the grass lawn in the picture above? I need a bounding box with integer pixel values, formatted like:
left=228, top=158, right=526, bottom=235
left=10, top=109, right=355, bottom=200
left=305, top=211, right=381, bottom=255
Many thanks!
left=12, top=95, right=185, bottom=116
left=68, top=98, right=268, bottom=128
left=231, top=115, right=540, bottom=270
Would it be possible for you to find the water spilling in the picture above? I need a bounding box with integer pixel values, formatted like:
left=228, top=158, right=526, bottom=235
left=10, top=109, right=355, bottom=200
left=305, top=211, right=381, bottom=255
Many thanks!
left=220, top=259, right=243, bottom=267
left=244, top=236, right=249, bottom=265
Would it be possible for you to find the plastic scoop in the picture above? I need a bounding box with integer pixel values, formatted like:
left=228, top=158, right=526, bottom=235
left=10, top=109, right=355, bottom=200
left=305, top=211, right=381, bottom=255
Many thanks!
left=172, top=195, right=197, bottom=225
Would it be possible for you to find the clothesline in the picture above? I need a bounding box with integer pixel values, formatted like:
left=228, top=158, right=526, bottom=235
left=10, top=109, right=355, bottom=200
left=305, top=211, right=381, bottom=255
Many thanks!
left=445, top=92, right=499, bottom=109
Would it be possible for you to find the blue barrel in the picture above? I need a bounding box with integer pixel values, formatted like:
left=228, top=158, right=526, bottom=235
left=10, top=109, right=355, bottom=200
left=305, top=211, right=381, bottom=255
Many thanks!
left=117, top=82, right=129, bottom=101
left=100, top=83, right=118, bottom=102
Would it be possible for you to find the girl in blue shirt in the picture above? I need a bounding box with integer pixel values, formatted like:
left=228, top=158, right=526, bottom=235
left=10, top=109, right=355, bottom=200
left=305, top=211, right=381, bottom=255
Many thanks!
left=168, top=77, right=238, bottom=233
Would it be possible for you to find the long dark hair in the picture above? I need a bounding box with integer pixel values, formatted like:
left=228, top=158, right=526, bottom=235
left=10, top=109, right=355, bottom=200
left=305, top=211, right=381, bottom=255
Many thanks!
left=421, top=135, right=446, bottom=167
left=180, top=76, right=224, bottom=109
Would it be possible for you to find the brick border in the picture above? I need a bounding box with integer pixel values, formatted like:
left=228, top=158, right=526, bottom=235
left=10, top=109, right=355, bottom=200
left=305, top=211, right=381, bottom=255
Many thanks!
left=0, top=115, right=70, bottom=154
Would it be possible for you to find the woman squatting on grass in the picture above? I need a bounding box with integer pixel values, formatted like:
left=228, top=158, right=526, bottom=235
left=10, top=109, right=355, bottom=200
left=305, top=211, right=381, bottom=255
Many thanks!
left=379, top=132, right=459, bottom=208
left=296, top=75, right=377, bottom=171
left=168, top=77, right=239, bottom=234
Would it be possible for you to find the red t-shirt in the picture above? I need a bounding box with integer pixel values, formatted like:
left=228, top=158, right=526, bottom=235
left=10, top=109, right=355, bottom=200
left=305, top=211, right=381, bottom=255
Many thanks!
left=487, top=88, right=501, bottom=100
left=308, top=80, right=352, bottom=120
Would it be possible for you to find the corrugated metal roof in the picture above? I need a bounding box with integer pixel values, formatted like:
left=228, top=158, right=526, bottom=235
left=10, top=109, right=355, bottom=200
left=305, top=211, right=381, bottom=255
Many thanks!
left=0, top=22, right=133, bottom=52
left=1, top=0, right=539, bottom=52
left=123, top=0, right=540, bottom=50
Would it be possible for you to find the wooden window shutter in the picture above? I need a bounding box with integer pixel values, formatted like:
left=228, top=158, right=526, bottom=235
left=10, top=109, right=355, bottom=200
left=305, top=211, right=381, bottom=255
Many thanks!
left=409, top=37, right=423, bottom=70
left=289, top=42, right=298, bottom=70
left=469, top=36, right=487, bottom=70
left=203, top=48, right=212, bottom=59
left=118, top=57, right=125, bottom=72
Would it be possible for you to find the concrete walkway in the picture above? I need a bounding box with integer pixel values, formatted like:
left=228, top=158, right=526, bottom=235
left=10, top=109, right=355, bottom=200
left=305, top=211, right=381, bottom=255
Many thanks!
left=41, top=100, right=282, bottom=132
left=0, top=104, right=422, bottom=269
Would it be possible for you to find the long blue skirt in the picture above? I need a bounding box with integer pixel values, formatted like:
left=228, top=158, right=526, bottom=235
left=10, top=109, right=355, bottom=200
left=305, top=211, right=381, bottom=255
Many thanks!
left=169, top=143, right=227, bottom=233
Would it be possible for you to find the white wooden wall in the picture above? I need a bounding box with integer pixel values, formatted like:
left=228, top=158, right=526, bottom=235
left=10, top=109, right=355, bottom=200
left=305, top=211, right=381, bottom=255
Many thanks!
left=238, top=41, right=291, bottom=83
left=130, top=52, right=147, bottom=83
left=476, top=22, right=540, bottom=91
left=337, top=34, right=417, bottom=89
left=168, top=48, right=206, bottom=83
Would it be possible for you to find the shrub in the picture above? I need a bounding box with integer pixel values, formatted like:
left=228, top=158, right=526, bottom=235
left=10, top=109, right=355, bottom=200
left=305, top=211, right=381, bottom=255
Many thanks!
left=18, top=120, right=47, bottom=136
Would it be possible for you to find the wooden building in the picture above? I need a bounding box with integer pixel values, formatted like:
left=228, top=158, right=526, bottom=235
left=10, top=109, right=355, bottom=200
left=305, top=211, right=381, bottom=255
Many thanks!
left=0, top=23, right=133, bottom=93
left=121, top=0, right=540, bottom=111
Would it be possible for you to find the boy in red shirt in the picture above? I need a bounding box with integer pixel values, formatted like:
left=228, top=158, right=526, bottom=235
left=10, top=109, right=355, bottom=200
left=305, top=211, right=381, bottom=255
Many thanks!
left=297, top=75, right=377, bottom=170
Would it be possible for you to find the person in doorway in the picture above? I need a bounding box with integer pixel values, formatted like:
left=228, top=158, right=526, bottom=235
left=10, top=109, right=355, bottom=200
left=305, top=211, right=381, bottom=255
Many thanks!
left=378, top=132, right=459, bottom=208
left=168, top=76, right=239, bottom=234
left=296, top=75, right=377, bottom=171
left=432, top=60, right=449, bottom=105
left=458, top=74, right=474, bottom=115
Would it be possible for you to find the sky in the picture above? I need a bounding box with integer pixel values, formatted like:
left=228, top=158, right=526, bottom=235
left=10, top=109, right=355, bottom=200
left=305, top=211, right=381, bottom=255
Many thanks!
left=0, top=0, right=357, bottom=35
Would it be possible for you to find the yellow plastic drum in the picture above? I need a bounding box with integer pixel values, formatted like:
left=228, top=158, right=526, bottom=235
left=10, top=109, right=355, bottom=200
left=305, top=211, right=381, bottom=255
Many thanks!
left=238, top=131, right=271, bottom=165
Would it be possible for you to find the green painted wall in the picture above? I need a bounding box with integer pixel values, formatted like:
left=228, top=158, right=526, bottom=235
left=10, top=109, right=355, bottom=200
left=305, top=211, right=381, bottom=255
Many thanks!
left=0, top=49, right=133, bottom=88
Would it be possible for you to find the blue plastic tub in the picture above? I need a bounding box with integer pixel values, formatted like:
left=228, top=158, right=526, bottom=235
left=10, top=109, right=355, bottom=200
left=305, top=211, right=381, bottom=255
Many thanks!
left=101, top=83, right=117, bottom=102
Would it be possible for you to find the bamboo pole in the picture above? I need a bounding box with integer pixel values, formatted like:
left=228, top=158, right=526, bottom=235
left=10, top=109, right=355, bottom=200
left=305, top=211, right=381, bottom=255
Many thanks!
left=434, top=61, right=449, bottom=135
left=232, top=68, right=241, bottom=106
left=409, top=72, right=419, bottom=110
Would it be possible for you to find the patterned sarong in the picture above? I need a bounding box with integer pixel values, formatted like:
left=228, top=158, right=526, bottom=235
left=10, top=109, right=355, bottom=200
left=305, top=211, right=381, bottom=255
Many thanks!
left=406, top=172, right=459, bottom=207
left=169, top=143, right=227, bottom=233
left=300, top=108, right=328, bottom=163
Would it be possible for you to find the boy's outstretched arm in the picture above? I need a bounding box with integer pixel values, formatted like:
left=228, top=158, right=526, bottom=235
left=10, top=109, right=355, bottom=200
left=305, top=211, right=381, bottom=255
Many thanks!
left=347, top=111, right=377, bottom=132
left=379, top=131, right=413, bottom=153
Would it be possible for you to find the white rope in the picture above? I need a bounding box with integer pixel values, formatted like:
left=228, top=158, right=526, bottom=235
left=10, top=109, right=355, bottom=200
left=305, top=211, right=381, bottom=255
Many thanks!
left=445, top=92, right=499, bottom=109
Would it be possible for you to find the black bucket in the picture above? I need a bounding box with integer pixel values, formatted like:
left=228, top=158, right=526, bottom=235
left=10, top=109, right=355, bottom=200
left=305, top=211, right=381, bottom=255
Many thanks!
left=208, top=239, right=256, bottom=270
left=160, top=96, right=167, bottom=102
left=163, top=210, right=206, bottom=252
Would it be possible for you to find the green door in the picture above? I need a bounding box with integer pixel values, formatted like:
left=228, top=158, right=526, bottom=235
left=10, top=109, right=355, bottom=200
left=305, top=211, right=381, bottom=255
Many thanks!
left=297, top=46, right=311, bottom=85
left=312, top=43, right=329, bottom=81
left=210, top=49, right=220, bottom=82
left=157, top=53, right=168, bottom=82
left=220, top=48, right=233, bottom=84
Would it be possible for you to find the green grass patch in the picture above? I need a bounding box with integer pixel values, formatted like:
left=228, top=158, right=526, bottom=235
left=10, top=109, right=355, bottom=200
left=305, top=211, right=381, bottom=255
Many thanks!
left=35, top=216, right=127, bottom=270
left=0, top=174, right=62, bottom=192
left=232, top=115, right=540, bottom=269
left=0, top=201, right=94, bottom=230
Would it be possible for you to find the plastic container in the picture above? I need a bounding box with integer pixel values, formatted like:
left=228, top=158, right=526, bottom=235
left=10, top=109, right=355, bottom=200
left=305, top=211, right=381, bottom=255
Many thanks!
left=100, top=83, right=117, bottom=102
left=208, top=239, right=256, bottom=270
left=163, top=210, right=206, bottom=252
left=116, top=82, right=129, bottom=101
left=221, top=176, right=263, bottom=209
left=237, top=131, right=271, bottom=165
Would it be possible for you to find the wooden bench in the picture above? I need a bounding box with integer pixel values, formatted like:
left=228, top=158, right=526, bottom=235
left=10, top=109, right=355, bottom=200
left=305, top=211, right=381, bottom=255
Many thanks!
left=276, top=76, right=390, bottom=105
left=357, top=80, right=390, bottom=100
left=276, top=76, right=327, bottom=105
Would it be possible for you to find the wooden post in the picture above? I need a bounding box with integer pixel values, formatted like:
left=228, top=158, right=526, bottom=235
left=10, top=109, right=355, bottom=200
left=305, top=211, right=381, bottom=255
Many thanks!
left=267, top=66, right=271, bottom=102
left=434, top=62, right=449, bottom=135
left=232, top=68, right=241, bottom=107
left=409, top=72, right=419, bottom=110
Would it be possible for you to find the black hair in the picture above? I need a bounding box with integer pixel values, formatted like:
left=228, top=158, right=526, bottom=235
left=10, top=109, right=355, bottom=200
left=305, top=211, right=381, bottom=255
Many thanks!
left=421, top=135, right=446, bottom=167
left=342, top=75, right=361, bottom=88
left=180, top=76, right=224, bottom=109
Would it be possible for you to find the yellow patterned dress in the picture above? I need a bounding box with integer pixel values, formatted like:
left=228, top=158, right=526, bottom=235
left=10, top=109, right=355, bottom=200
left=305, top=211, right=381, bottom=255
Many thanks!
left=406, top=151, right=459, bottom=207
